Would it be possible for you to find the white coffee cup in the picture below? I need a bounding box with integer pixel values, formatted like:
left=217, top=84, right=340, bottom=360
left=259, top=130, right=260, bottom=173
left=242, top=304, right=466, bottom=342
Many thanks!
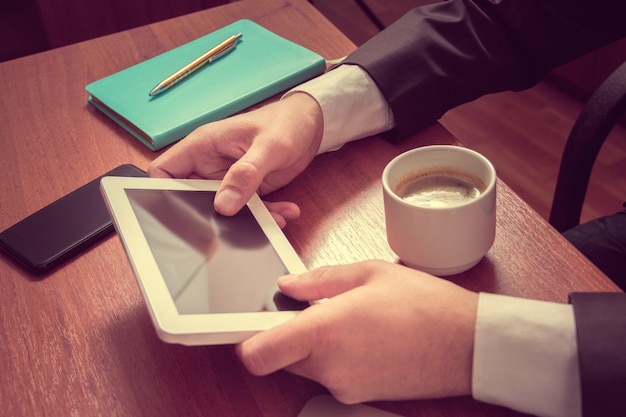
left=382, top=145, right=496, bottom=276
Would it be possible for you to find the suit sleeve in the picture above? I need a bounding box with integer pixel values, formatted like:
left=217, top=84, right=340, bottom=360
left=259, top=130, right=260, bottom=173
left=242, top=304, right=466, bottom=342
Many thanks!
left=342, top=0, right=626, bottom=141
left=569, top=293, right=626, bottom=417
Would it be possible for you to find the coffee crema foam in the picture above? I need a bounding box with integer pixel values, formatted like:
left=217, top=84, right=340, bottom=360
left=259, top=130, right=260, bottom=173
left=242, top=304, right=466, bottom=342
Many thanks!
left=394, top=168, right=486, bottom=208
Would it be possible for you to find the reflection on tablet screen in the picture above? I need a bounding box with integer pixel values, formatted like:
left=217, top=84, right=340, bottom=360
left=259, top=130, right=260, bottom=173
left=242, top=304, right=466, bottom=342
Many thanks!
left=125, top=189, right=306, bottom=314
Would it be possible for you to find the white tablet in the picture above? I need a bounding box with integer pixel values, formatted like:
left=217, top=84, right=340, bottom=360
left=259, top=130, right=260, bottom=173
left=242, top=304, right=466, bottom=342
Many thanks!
left=100, top=176, right=308, bottom=345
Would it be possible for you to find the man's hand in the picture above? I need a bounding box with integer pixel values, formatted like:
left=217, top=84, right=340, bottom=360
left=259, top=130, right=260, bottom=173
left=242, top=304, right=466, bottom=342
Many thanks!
left=148, top=93, right=324, bottom=225
left=237, top=260, right=478, bottom=404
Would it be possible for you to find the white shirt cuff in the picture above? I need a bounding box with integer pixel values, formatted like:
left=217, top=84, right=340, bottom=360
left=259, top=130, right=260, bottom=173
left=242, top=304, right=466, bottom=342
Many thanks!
left=473, top=293, right=581, bottom=417
left=283, top=64, right=394, bottom=154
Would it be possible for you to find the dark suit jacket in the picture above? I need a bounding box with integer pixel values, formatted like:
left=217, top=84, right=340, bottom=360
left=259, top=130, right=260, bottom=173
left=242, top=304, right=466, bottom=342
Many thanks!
left=343, top=0, right=625, bottom=141
left=343, top=1, right=626, bottom=415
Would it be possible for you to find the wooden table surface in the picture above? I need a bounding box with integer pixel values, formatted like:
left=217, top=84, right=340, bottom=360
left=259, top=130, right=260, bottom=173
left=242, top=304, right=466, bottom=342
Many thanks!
left=0, top=1, right=620, bottom=416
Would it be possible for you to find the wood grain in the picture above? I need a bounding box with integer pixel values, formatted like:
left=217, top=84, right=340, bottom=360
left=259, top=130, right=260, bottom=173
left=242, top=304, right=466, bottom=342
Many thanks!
left=0, top=1, right=620, bottom=417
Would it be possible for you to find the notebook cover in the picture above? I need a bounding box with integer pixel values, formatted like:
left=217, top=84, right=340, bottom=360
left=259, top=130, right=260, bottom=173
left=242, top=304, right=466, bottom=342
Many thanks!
left=86, top=19, right=326, bottom=151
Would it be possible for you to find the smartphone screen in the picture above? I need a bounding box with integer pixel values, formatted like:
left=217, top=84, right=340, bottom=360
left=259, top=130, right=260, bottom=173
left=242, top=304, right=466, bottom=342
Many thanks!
left=0, top=164, right=146, bottom=274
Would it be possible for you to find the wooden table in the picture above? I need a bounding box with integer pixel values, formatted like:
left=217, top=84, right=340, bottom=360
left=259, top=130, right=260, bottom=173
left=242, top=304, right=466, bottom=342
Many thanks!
left=0, top=1, right=620, bottom=416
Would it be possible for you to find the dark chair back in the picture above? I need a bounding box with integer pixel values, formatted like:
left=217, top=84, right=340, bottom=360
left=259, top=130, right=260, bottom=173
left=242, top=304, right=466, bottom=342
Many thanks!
left=549, top=61, right=626, bottom=232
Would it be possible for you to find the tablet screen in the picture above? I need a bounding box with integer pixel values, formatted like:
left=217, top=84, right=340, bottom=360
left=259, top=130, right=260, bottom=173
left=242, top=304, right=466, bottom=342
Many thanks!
left=125, top=189, right=306, bottom=315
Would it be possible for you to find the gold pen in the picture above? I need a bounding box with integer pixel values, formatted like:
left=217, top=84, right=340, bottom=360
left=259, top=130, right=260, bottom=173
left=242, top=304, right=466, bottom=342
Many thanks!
left=149, top=33, right=243, bottom=97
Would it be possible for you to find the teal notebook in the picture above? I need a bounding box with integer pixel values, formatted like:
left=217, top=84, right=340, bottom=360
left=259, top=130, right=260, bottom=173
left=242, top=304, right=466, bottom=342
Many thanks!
left=86, top=20, right=326, bottom=151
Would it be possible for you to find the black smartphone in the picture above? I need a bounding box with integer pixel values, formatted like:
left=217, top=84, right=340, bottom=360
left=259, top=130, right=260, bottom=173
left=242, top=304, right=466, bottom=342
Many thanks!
left=0, top=164, right=146, bottom=274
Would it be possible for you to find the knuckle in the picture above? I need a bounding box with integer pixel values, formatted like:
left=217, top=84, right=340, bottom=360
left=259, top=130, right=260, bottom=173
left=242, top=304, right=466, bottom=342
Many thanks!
left=228, top=160, right=261, bottom=186
left=238, top=343, right=270, bottom=376
left=326, top=377, right=363, bottom=405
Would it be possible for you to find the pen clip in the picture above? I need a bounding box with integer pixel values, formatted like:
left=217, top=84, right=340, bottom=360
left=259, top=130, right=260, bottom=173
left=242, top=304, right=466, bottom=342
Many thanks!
left=208, top=33, right=242, bottom=63
left=208, top=44, right=237, bottom=63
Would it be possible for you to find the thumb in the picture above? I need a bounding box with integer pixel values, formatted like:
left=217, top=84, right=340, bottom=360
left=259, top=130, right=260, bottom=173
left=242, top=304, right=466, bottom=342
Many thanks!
left=214, top=158, right=267, bottom=216
left=278, top=263, right=371, bottom=302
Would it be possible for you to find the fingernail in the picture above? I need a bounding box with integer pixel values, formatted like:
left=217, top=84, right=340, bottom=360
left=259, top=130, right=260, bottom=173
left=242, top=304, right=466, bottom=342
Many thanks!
left=215, top=188, right=243, bottom=215
left=278, top=274, right=299, bottom=285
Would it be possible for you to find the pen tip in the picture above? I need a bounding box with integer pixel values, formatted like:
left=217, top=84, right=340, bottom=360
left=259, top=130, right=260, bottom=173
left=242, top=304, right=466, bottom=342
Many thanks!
left=149, top=85, right=163, bottom=97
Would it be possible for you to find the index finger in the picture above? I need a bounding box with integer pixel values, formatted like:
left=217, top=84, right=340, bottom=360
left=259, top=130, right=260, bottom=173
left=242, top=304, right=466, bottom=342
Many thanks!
left=147, top=127, right=229, bottom=180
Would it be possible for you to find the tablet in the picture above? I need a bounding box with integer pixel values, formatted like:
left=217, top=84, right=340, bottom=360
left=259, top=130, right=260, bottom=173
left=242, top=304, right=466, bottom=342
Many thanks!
left=100, top=176, right=308, bottom=345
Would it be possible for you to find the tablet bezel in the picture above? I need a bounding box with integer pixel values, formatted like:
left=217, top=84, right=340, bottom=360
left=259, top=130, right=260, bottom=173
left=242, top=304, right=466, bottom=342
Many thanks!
left=100, top=176, right=307, bottom=345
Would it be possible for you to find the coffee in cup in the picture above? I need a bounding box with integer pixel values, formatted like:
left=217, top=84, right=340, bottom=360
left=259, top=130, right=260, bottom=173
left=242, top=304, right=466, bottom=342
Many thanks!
left=394, top=168, right=486, bottom=208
